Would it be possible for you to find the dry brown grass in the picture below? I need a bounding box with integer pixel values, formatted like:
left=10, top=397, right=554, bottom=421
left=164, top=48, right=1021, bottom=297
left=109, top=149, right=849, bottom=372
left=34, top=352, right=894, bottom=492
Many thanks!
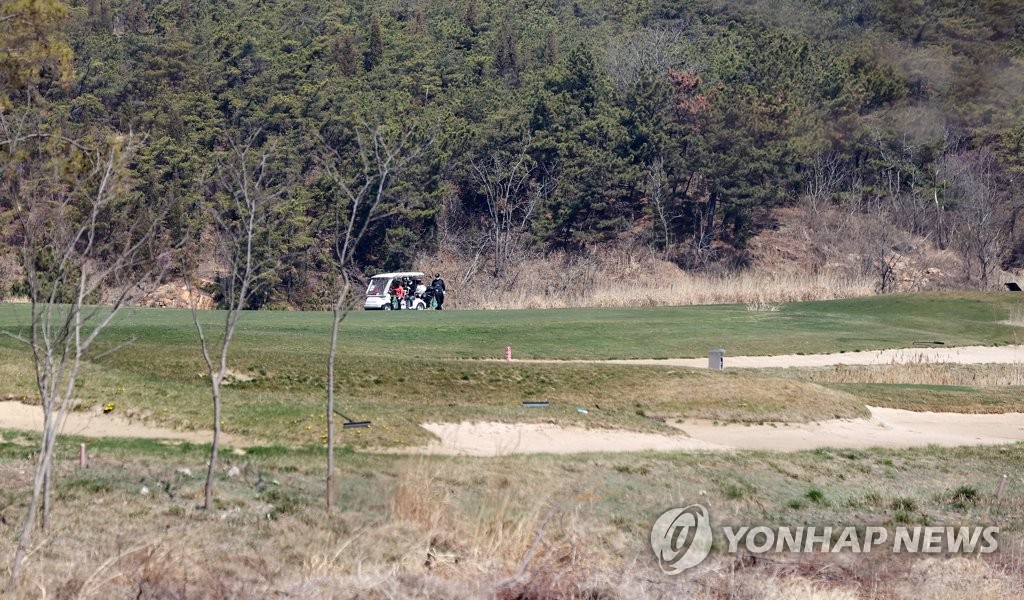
left=680, top=551, right=1024, bottom=600
left=894, top=557, right=1020, bottom=600
left=786, top=363, right=1024, bottom=388
left=385, top=457, right=609, bottom=591
left=3, top=448, right=1024, bottom=599
left=418, top=249, right=876, bottom=310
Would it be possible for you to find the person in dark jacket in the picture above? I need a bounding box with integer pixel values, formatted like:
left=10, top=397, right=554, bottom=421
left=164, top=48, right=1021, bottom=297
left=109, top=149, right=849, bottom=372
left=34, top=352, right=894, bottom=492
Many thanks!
left=430, top=273, right=446, bottom=309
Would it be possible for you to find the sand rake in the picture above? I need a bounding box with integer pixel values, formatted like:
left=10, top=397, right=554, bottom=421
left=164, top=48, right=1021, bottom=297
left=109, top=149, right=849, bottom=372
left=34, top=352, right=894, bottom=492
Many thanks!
left=333, top=409, right=371, bottom=429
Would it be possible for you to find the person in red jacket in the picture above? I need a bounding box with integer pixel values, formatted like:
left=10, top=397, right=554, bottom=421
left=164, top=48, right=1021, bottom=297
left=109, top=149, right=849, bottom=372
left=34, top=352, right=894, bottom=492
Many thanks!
left=393, top=282, right=405, bottom=309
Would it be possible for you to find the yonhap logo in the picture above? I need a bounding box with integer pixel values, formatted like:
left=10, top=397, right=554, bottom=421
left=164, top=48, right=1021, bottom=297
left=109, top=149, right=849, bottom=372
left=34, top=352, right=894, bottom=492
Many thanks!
left=650, top=505, right=713, bottom=574
left=650, top=505, right=999, bottom=576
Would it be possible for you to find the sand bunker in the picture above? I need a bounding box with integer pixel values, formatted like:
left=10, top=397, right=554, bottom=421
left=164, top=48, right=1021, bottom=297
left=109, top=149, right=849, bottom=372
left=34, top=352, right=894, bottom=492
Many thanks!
left=409, top=407, right=1024, bottom=456
left=0, top=401, right=245, bottom=446
left=4, top=345, right=1023, bottom=453
left=675, top=406, right=1024, bottom=452
left=521, top=344, right=1024, bottom=369
left=4, top=400, right=1023, bottom=457
left=411, top=421, right=731, bottom=455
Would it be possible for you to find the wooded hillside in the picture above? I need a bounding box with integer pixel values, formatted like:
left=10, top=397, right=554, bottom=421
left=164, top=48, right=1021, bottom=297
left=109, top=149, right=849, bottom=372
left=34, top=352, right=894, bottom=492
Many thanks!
left=3, top=0, right=1023, bottom=307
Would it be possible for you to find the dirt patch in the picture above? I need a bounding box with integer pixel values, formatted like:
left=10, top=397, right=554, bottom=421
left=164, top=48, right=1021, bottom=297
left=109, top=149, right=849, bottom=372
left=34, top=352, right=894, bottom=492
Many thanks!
left=399, top=406, right=1024, bottom=456
left=0, top=400, right=248, bottom=447
left=222, top=368, right=256, bottom=385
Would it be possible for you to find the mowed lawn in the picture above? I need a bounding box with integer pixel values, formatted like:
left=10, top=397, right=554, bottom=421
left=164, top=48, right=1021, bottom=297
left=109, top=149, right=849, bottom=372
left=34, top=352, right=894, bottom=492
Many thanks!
left=0, top=292, right=1022, bottom=447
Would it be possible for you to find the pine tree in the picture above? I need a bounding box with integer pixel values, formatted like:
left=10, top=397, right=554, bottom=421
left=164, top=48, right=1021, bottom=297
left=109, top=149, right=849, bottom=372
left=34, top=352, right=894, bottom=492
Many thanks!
left=333, top=31, right=358, bottom=76
left=464, top=0, right=478, bottom=33
left=542, top=29, right=560, bottom=65
left=364, top=13, right=384, bottom=72
left=495, top=18, right=520, bottom=86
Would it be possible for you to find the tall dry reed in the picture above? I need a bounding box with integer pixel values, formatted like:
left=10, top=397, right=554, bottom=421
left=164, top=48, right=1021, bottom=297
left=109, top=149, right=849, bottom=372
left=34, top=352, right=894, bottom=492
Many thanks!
left=418, top=251, right=876, bottom=310
left=797, top=363, right=1024, bottom=387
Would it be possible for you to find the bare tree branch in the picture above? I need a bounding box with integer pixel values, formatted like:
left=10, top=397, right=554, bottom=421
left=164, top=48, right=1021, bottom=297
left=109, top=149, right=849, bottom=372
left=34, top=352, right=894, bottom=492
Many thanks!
left=184, top=130, right=289, bottom=511
left=470, top=147, right=546, bottom=279
left=5, top=128, right=167, bottom=585
left=318, top=117, right=434, bottom=512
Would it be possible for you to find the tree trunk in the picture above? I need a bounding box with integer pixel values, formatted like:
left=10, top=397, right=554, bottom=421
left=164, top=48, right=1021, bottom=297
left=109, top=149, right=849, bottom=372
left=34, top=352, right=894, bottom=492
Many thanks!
left=326, top=304, right=342, bottom=512
left=702, top=189, right=718, bottom=250
left=41, top=436, right=53, bottom=531
left=204, top=380, right=222, bottom=510
left=494, top=216, right=504, bottom=277
left=10, top=437, right=48, bottom=586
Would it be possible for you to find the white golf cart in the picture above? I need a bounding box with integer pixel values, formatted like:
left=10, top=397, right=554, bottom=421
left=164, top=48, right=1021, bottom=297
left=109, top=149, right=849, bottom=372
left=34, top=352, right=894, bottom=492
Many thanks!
left=363, top=271, right=430, bottom=310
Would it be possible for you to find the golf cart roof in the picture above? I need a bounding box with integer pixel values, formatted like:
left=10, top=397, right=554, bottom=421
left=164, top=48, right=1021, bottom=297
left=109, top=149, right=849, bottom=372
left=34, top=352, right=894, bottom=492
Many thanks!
left=370, top=272, right=425, bottom=279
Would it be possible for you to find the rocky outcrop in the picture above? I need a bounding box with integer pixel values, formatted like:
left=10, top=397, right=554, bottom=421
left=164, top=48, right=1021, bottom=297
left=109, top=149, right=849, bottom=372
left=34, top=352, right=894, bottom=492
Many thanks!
left=139, top=281, right=215, bottom=309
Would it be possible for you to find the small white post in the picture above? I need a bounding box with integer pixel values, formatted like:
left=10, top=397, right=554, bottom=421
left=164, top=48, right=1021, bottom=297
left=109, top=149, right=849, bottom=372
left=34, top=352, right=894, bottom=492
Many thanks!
left=996, top=474, right=1008, bottom=499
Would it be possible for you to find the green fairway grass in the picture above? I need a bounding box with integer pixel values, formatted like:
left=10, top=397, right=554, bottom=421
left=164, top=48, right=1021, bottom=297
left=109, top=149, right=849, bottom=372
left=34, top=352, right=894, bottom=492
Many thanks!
left=1, top=292, right=1022, bottom=446
left=2, top=292, right=1019, bottom=361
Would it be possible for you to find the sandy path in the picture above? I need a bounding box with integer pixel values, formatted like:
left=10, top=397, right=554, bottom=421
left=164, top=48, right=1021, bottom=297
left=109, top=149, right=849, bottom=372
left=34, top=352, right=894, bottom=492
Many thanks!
left=405, top=406, right=1024, bottom=456
left=0, top=401, right=245, bottom=446
left=519, top=344, right=1024, bottom=369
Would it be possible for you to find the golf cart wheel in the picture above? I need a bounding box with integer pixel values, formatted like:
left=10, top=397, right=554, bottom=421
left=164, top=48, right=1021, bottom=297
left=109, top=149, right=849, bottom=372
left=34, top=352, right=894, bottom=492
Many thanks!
left=415, top=303, right=425, bottom=310
left=382, top=304, right=392, bottom=311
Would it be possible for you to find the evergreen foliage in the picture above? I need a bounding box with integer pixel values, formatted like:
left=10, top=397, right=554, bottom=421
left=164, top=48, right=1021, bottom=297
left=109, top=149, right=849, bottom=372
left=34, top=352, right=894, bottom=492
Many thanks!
left=3, top=0, right=1023, bottom=305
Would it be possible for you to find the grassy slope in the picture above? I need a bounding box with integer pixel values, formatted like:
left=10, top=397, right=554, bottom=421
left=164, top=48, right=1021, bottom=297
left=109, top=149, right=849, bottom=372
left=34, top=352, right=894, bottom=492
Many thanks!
left=757, top=362, right=1024, bottom=414
left=0, top=292, right=1021, bottom=446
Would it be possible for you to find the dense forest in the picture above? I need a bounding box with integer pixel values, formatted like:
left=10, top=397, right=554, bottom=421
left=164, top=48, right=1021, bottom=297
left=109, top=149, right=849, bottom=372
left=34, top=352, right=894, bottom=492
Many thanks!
left=2, top=0, right=1023, bottom=307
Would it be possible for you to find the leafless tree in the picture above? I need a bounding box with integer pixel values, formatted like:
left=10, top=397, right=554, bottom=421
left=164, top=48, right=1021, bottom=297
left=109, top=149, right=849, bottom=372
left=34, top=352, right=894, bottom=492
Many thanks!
left=436, top=187, right=489, bottom=288
left=606, top=20, right=695, bottom=89
left=645, top=156, right=675, bottom=258
left=874, top=132, right=919, bottom=206
left=2, top=123, right=164, bottom=585
left=319, top=120, right=431, bottom=512
left=470, top=150, right=546, bottom=278
left=804, top=152, right=847, bottom=216
left=940, top=148, right=1012, bottom=287
left=688, top=194, right=719, bottom=271
left=186, top=132, right=287, bottom=510
left=796, top=153, right=860, bottom=271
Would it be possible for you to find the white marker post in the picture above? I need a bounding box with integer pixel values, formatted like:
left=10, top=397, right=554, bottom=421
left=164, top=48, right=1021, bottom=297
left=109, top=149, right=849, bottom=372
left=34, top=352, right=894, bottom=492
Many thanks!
left=79, top=443, right=86, bottom=469
left=996, top=474, right=1008, bottom=500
